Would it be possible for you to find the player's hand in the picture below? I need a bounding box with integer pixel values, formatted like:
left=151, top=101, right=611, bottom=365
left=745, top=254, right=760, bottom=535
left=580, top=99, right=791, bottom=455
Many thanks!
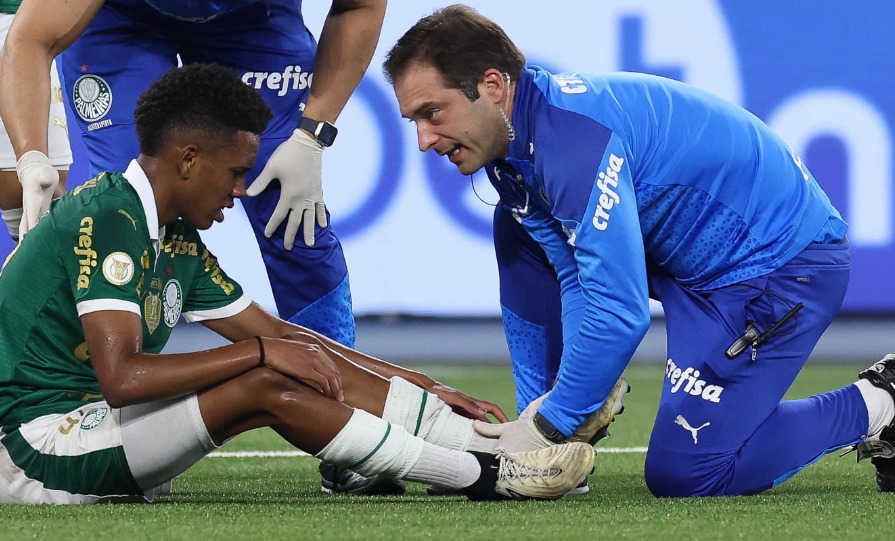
left=518, top=391, right=549, bottom=421
left=246, top=128, right=327, bottom=250
left=16, top=150, right=59, bottom=237
left=262, top=337, right=344, bottom=401
left=472, top=417, right=552, bottom=452
left=429, top=383, right=508, bottom=423
left=472, top=392, right=551, bottom=451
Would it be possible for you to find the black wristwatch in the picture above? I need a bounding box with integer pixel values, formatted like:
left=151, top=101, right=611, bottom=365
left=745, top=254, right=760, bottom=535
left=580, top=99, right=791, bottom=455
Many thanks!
left=533, top=412, right=567, bottom=444
left=298, top=116, right=338, bottom=147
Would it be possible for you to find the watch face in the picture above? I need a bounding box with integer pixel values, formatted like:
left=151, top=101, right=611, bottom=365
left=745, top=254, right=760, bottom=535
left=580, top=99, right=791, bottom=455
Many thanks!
left=317, top=122, right=337, bottom=146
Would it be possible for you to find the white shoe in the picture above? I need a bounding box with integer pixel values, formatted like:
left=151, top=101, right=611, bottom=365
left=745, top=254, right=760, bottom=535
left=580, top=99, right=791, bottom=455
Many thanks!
left=492, top=442, right=595, bottom=500
left=569, top=378, right=630, bottom=445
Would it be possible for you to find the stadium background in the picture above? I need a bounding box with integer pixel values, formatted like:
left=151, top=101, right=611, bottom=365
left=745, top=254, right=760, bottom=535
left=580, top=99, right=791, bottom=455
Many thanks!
left=2, top=0, right=892, bottom=363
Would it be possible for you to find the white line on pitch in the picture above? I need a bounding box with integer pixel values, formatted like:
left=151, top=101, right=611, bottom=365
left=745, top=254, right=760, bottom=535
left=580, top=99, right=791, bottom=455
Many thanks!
left=207, top=447, right=648, bottom=459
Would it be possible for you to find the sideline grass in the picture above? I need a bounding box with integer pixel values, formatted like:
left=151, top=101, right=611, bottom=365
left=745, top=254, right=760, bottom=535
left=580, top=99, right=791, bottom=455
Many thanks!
left=1, top=362, right=890, bottom=540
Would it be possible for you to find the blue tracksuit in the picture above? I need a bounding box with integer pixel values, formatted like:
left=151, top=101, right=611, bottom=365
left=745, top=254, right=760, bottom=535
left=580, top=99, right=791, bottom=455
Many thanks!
left=490, top=66, right=867, bottom=496
left=58, top=0, right=355, bottom=345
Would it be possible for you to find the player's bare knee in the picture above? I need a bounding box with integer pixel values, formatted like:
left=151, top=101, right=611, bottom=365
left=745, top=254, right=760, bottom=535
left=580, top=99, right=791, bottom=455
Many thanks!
left=246, top=367, right=330, bottom=413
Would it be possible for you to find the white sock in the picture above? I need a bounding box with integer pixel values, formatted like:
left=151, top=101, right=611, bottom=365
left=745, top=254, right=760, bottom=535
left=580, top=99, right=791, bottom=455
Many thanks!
left=316, top=409, right=423, bottom=478
left=2, top=207, right=22, bottom=240
left=382, top=376, right=489, bottom=451
left=405, top=443, right=481, bottom=489
left=315, top=408, right=482, bottom=489
left=855, top=379, right=895, bottom=436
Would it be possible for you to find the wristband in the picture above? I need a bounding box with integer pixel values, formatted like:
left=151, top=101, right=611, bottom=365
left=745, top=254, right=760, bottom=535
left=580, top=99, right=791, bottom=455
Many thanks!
left=533, top=411, right=567, bottom=444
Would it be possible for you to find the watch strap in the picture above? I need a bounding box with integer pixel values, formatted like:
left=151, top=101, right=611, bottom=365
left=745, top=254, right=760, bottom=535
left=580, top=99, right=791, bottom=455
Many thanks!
left=298, top=116, right=337, bottom=147
left=533, top=412, right=566, bottom=444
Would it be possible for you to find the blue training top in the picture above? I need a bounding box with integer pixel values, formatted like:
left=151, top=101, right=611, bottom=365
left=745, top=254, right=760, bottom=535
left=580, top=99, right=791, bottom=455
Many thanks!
left=143, top=0, right=263, bottom=21
left=486, top=67, right=847, bottom=435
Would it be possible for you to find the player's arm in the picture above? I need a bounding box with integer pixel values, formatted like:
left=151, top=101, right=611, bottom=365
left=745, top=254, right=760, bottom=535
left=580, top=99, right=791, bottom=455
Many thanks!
left=245, top=0, right=387, bottom=248
left=537, top=138, right=650, bottom=437
left=0, top=0, right=103, bottom=157
left=0, top=0, right=104, bottom=234
left=203, top=302, right=508, bottom=422
left=302, top=0, right=386, bottom=124
left=82, top=308, right=343, bottom=408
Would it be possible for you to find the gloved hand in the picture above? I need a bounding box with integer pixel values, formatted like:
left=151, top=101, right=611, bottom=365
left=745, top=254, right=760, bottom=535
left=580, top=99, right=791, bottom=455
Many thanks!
left=246, top=128, right=327, bottom=249
left=16, top=150, right=59, bottom=237
left=473, top=377, right=630, bottom=451
left=472, top=416, right=552, bottom=453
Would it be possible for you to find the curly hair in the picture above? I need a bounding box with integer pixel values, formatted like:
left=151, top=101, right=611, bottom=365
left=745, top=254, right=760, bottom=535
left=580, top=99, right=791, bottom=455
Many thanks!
left=383, top=4, right=525, bottom=101
left=134, top=63, right=272, bottom=155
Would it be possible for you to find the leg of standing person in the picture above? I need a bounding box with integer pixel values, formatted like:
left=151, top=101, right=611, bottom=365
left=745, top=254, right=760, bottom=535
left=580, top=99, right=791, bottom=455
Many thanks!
left=184, top=0, right=355, bottom=347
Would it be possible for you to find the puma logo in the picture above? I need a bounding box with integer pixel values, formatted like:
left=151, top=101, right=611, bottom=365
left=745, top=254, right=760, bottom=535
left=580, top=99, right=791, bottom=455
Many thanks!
left=675, top=415, right=710, bottom=444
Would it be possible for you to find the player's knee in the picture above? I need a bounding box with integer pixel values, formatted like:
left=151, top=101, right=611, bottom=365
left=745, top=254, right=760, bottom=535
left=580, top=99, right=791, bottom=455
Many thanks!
left=246, top=367, right=322, bottom=409
left=644, top=449, right=698, bottom=497
left=644, top=447, right=732, bottom=497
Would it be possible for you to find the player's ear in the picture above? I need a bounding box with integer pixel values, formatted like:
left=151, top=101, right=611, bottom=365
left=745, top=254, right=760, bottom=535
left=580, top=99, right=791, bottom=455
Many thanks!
left=177, top=145, right=198, bottom=179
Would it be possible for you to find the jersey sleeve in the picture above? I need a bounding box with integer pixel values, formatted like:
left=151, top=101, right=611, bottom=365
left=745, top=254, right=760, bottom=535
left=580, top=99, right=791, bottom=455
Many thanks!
left=181, top=243, right=250, bottom=322
left=537, top=135, right=652, bottom=436
left=63, top=195, right=146, bottom=317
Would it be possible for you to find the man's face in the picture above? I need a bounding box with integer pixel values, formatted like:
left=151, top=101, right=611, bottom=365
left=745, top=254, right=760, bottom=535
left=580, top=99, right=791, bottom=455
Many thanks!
left=394, top=63, right=508, bottom=175
left=183, top=130, right=259, bottom=230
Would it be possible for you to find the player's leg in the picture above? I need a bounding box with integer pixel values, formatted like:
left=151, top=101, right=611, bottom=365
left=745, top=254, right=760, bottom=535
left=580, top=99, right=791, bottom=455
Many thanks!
left=313, top=346, right=499, bottom=494
left=644, top=242, right=864, bottom=496
left=493, top=205, right=563, bottom=414
left=275, top=336, right=497, bottom=453
left=184, top=0, right=355, bottom=346
left=853, top=353, right=895, bottom=491
left=56, top=2, right=178, bottom=178
left=194, top=367, right=595, bottom=500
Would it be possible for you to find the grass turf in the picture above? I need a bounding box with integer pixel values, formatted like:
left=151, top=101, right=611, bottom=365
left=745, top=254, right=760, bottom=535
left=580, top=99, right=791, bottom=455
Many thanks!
left=1, top=362, right=890, bottom=540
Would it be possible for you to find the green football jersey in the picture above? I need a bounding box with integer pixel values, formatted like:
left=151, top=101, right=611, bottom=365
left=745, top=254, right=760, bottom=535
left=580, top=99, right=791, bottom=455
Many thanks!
left=0, top=162, right=247, bottom=427
left=0, top=1, right=20, bottom=14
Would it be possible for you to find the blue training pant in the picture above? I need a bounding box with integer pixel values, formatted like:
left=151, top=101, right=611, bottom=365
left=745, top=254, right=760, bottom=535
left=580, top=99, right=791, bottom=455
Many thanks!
left=493, top=205, right=563, bottom=414
left=495, top=204, right=868, bottom=496
left=58, top=0, right=355, bottom=345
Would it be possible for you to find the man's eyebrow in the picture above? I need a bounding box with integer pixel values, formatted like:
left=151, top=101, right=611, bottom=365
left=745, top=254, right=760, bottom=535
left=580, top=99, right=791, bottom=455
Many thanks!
left=408, top=101, right=436, bottom=119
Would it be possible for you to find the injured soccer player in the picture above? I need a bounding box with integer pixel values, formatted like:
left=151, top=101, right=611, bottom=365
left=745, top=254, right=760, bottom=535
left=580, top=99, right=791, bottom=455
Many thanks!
left=0, top=63, right=594, bottom=505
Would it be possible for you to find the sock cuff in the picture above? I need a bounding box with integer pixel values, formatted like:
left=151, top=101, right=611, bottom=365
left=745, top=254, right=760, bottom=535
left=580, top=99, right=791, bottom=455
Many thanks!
left=316, top=408, right=423, bottom=478
left=316, top=409, right=386, bottom=465
left=855, top=379, right=895, bottom=436
left=382, top=376, right=426, bottom=436
left=2, top=207, right=22, bottom=239
left=382, top=375, right=476, bottom=451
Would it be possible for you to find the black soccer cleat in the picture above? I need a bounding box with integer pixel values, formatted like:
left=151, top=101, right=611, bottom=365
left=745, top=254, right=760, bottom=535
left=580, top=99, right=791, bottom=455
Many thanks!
left=318, top=461, right=407, bottom=496
left=856, top=353, right=895, bottom=492
left=462, top=451, right=512, bottom=501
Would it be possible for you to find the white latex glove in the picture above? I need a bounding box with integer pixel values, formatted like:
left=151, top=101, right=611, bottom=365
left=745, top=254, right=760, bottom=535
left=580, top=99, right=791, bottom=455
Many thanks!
left=473, top=377, right=629, bottom=452
left=472, top=416, right=552, bottom=453
left=16, top=150, right=59, bottom=237
left=473, top=392, right=549, bottom=452
left=246, top=128, right=327, bottom=249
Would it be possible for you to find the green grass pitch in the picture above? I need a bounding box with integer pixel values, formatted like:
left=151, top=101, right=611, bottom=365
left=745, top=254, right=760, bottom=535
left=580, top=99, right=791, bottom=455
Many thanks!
left=0, top=362, right=890, bottom=540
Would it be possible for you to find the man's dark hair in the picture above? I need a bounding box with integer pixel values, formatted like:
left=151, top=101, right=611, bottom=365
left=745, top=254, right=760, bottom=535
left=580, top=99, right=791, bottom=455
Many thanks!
left=383, top=4, right=525, bottom=101
left=134, top=63, right=272, bottom=155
